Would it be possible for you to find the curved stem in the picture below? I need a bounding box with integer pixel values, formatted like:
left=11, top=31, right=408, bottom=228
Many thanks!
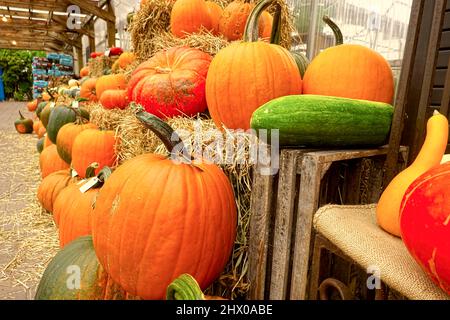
left=18, top=111, right=25, bottom=120
left=244, top=0, right=281, bottom=43
left=323, top=16, right=344, bottom=45
left=136, top=110, right=194, bottom=163
left=166, top=274, right=205, bottom=300
left=85, top=162, right=99, bottom=179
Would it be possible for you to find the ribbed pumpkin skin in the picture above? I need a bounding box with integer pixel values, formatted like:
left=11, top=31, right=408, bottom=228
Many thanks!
left=57, top=123, right=98, bottom=164
left=128, top=47, right=212, bottom=118
left=206, top=1, right=223, bottom=35
left=53, top=183, right=98, bottom=247
left=303, top=44, right=394, bottom=103
left=35, top=236, right=129, bottom=300
left=206, top=42, right=302, bottom=130
left=47, top=106, right=77, bottom=144
left=219, top=1, right=264, bottom=41
left=37, top=170, right=73, bottom=213
left=39, top=145, right=70, bottom=179
left=170, top=0, right=212, bottom=38
left=100, top=90, right=129, bottom=110
left=71, top=129, right=118, bottom=178
left=96, top=74, right=127, bottom=101
left=92, top=154, right=237, bottom=300
left=80, top=78, right=98, bottom=102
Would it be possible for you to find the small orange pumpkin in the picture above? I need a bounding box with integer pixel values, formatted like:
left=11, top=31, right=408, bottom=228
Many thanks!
left=80, top=66, right=90, bottom=78
left=37, top=169, right=75, bottom=213
left=206, top=1, right=223, bottom=35
left=27, top=100, right=38, bottom=112
left=80, top=78, right=98, bottom=102
left=219, top=0, right=264, bottom=41
left=56, top=123, right=98, bottom=164
left=95, top=74, right=127, bottom=100
left=100, top=90, right=129, bottom=110
left=38, top=126, right=47, bottom=139
left=117, top=52, right=136, bottom=70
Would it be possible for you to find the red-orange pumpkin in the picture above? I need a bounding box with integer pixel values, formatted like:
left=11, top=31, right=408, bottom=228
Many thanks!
left=27, top=100, right=38, bottom=112
left=206, top=0, right=302, bottom=129
left=100, top=90, right=129, bottom=110
left=56, top=123, right=98, bottom=164
left=80, top=78, right=98, bottom=102
left=219, top=0, right=264, bottom=41
left=91, top=111, right=237, bottom=300
left=170, top=0, right=212, bottom=38
left=128, top=46, right=212, bottom=118
left=71, top=129, right=118, bottom=179
left=400, top=162, right=450, bottom=294
left=39, top=145, right=70, bottom=179
left=303, top=16, right=394, bottom=103
left=96, top=74, right=127, bottom=101
left=37, top=170, right=74, bottom=213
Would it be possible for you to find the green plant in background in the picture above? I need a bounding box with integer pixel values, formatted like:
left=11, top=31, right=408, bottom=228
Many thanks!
left=0, top=49, right=46, bottom=101
left=293, top=1, right=333, bottom=34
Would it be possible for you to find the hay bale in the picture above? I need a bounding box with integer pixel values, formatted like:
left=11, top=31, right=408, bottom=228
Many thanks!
left=129, top=0, right=294, bottom=62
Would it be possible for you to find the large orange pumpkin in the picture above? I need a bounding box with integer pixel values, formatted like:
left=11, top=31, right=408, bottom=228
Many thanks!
left=170, top=0, right=212, bottom=38
left=219, top=0, right=264, bottom=41
left=303, top=16, right=394, bottom=104
left=206, top=0, right=302, bottom=130
left=37, top=169, right=74, bottom=213
left=400, top=162, right=450, bottom=294
left=56, top=122, right=98, bottom=164
left=91, top=111, right=237, bottom=300
left=80, top=78, right=98, bottom=102
left=96, top=74, right=127, bottom=101
left=39, top=145, right=70, bottom=179
left=71, top=129, right=118, bottom=179
left=128, top=46, right=212, bottom=118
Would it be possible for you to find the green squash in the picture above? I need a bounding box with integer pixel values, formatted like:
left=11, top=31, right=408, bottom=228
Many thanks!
left=14, top=111, right=33, bottom=134
left=40, top=104, right=54, bottom=128
left=35, top=236, right=129, bottom=300
left=36, top=102, right=48, bottom=119
left=251, top=94, right=394, bottom=147
left=37, top=137, right=45, bottom=153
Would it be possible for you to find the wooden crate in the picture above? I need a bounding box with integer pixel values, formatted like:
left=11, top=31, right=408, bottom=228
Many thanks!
left=247, top=146, right=409, bottom=300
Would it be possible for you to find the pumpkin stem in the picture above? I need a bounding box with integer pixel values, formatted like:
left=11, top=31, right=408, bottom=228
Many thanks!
left=244, top=0, right=282, bottom=43
left=166, top=274, right=206, bottom=300
left=18, top=110, right=25, bottom=120
left=323, top=16, right=344, bottom=46
left=136, top=109, right=194, bottom=163
left=85, top=163, right=100, bottom=179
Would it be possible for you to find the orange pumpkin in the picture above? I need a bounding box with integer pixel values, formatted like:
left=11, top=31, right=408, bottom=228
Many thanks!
left=44, top=134, right=53, bottom=149
left=37, top=169, right=74, bottom=213
left=38, top=126, right=47, bottom=139
left=71, top=129, right=118, bottom=179
left=91, top=111, right=237, bottom=300
left=33, top=120, right=42, bottom=134
left=27, top=100, right=38, bottom=112
left=56, top=123, right=98, bottom=164
left=303, top=16, right=394, bottom=104
left=219, top=0, right=264, bottom=41
left=206, top=0, right=302, bottom=130
left=206, top=1, right=223, bottom=35
left=260, top=11, right=273, bottom=40
left=53, top=179, right=102, bottom=247
left=80, top=66, right=90, bottom=77
left=80, top=78, right=98, bottom=102
left=170, top=0, right=212, bottom=38
left=95, top=74, right=127, bottom=101
left=100, top=90, right=129, bottom=110
left=117, top=52, right=136, bottom=70
left=39, top=145, right=70, bottom=179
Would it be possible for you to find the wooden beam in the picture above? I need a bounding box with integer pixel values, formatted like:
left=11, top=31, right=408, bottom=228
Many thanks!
left=67, top=0, right=115, bottom=23
left=89, top=19, right=96, bottom=53
left=51, top=15, right=95, bottom=38
left=47, top=32, right=81, bottom=49
left=76, top=40, right=84, bottom=74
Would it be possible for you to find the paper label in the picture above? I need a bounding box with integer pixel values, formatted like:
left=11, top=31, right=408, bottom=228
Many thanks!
left=105, top=50, right=111, bottom=57
left=50, top=102, right=56, bottom=108
left=72, top=100, right=79, bottom=109
left=79, top=177, right=99, bottom=193
left=71, top=169, right=78, bottom=178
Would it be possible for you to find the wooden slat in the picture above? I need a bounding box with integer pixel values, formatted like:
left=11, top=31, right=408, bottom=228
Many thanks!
left=384, top=0, right=426, bottom=186
left=434, top=68, right=448, bottom=86
left=67, top=0, right=115, bottom=23
left=440, top=30, right=450, bottom=48
left=444, top=11, right=450, bottom=29
left=432, top=88, right=444, bottom=105
left=437, top=50, right=450, bottom=68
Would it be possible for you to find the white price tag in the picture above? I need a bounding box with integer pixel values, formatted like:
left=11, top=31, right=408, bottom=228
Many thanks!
left=72, top=100, right=79, bottom=109
left=50, top=102, right=56, bottom=109
left=77, top=179, right=87, bottom=185
left=71, top=169, right=78, bottom=178
left=79, top=177, right=99, bottom=193
left=105, top=50, right=111, bottom=57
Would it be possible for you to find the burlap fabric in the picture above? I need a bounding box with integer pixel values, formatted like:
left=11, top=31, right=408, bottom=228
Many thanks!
left=314, top=204, right=449, bottom=300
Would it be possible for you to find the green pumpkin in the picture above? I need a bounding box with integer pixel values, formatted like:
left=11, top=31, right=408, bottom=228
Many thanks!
left=37, top=137, right=45, bottom=153
left=35, top=236, right=129, bottom=300
left=14, top=111, right=33, bottom=134
left=46, top=106, right=77, bottom=144
left=36, top=102, right=47, bottom=119
left=40, top=104, right=54, bottom=128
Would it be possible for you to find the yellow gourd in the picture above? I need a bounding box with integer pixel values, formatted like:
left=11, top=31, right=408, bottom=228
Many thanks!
left=377, top=110, right=449, bottom=237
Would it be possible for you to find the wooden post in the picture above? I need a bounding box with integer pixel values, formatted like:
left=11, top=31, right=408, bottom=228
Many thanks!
left=89, top=19, right=96, bottom=54
left=106, top=1, right=116, bottom=49
left=76, top=39, right=84, bottom=75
